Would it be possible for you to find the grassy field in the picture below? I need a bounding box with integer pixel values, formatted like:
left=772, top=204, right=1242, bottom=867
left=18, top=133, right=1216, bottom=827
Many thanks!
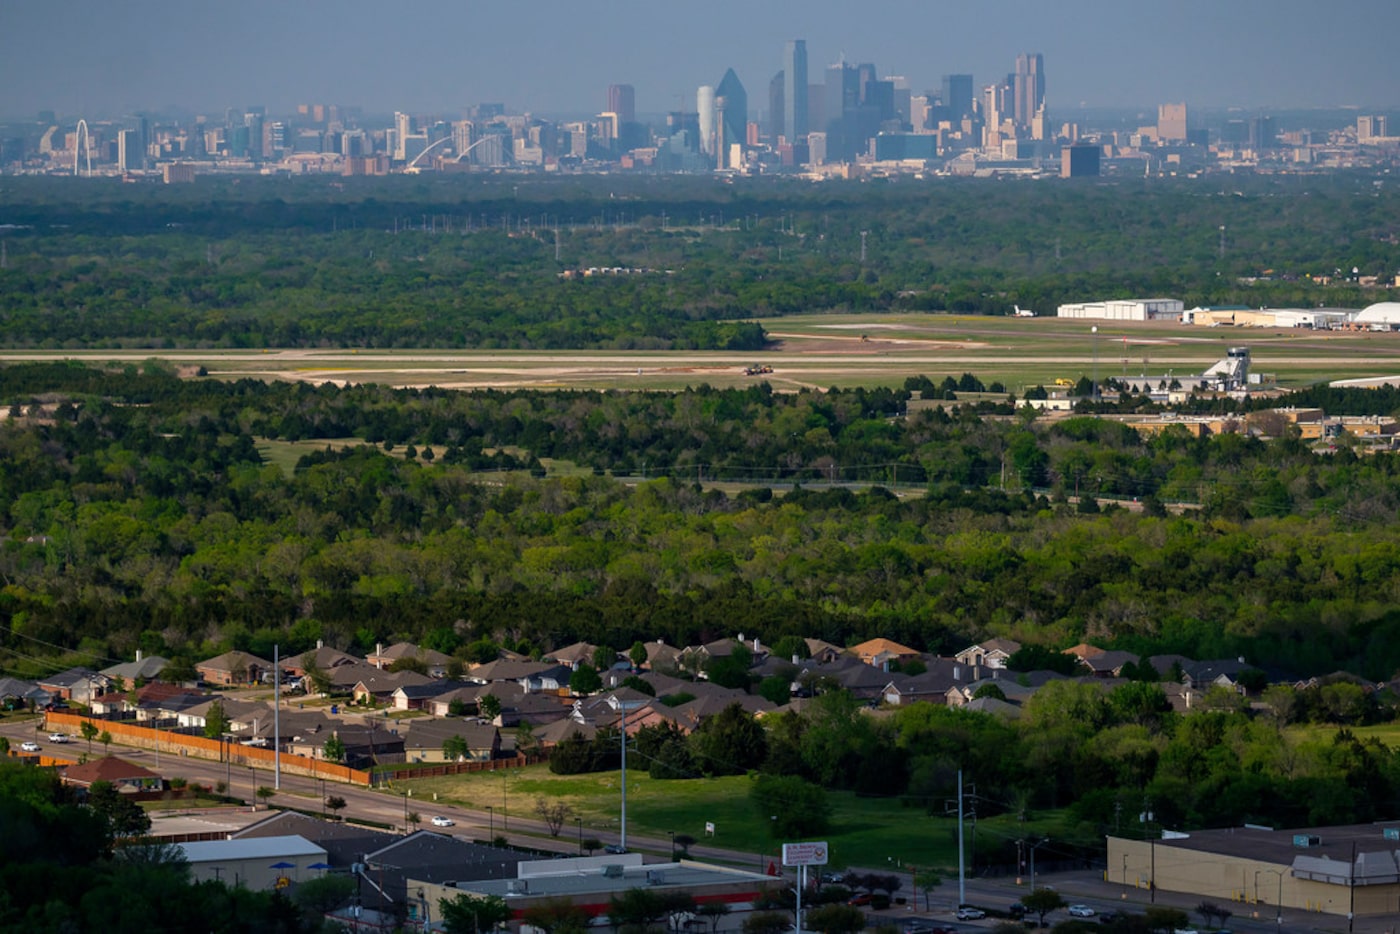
left=395, top=764, right=1071, bottom=872
left=6, top=313, right=1400, bottom=393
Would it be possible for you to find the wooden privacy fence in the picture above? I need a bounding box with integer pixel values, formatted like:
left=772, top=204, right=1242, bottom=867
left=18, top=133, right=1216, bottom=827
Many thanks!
left=44, top=712, right=371, bottom=786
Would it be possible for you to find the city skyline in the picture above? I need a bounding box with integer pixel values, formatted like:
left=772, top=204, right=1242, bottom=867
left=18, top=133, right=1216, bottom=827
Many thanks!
left=3, top=0, right=1399, bottom=121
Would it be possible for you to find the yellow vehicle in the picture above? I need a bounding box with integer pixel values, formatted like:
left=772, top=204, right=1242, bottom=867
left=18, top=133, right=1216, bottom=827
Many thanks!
left=1054, top=378, right=1075, bottom=387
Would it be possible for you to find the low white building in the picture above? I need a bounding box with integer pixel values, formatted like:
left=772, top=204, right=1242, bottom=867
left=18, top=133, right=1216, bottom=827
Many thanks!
left=1058, top=298, right=1184, bottom=321
left=177, top=835, right=329, bottom=890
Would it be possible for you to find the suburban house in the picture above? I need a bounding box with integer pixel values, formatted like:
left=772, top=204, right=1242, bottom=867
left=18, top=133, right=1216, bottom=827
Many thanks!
left=1079, top=650, right=1141, bottom=678
left=351, top=670, right=433, bottom=706
left=640, top=640, right=682, bottom=672
left=195, top=651, right=273, bottom=687
left=36, top=667, right=110, bottom=704
left=400, top=720, right=502, bottom=763
left=100, top=651, right=171, bottom=684
left=0, top=676, right=51, bottom=710
left=365, top=642, right=453, bottom=677
left=60, top=755, right=164, bottom=792
left=954, top=638, right=1022, bottom=669
left=847, top=638, right=922, bottom=669
left=282, top=642, right=360, bottom=679
left=803, top=639, right=844, bottom=664
left=545, top=642, right=603, bottom=669
left=391, top=680, right=467, bottom=712
left=468, top=660, right=572, bottom=693
left=287, top=724, right=404, bottom=768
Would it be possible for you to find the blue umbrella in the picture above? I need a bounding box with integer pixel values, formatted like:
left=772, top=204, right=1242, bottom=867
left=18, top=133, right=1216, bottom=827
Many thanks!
left=268, top=861, right=296, bottom=869
left=307, top=862, right=331, bottom=870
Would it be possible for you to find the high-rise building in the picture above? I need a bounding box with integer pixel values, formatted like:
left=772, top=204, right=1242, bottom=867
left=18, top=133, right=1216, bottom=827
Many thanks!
left=768, top=72, right=784, bottom=143
left=783, top=39, right=808, bottom=142
left=393, top=111, right=413, bottom=161
left=607, top=85, right=635, bottom=125
left=942, top=74, right=974, bottom=121
left=715, top=68, right=747, bottom=164
left=1358, top=115, right=1388, bottom=142
left=117, top=129, right=144, bottom=172
left=697, top=85, right=716, bottom=155
left=1157, top=103, right=1188, bottom=143
left=1013, top=53, right=1045, bottom=128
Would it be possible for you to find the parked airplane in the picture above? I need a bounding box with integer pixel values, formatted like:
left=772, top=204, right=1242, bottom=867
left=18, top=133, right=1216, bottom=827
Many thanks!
left=1013, top=305, right=1036, bottom=317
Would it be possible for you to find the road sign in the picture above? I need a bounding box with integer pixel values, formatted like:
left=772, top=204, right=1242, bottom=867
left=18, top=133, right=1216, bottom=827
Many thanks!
left=782, top=842, right=829, bottom=866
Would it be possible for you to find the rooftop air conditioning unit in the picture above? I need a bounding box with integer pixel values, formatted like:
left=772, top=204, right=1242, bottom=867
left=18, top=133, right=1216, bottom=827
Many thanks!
left=602, top=864, right=624, bottom=878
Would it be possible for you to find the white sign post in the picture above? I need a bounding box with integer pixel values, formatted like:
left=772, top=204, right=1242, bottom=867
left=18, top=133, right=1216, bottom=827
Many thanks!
left=782, top=843, right=829, bottom=934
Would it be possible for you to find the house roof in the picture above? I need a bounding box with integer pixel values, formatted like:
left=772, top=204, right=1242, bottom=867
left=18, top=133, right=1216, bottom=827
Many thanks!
left=468, top=660, right=564, bottom=683
left=394, top=680, right=468, bottom=701
left=535, top=718, right=597, bottom=744
left=368, top=642, right=452, bottom=666
left=545, top=642, right=601, bottom=666
left=1081, top=650, right=1140, bottom=674
left=0, top=677, right=40, bottom=699
left=284, top=645, right=360, bottom=671
left=981, top=638, right=1022, bottom=655
left=195, top=650, right=272, bottom=674
left=400, top=720, right=500, bottom=748
left=63, top=755, right=161, bottom=785
left=353, top=671, right=433, bottom=695
left=37, top=667, right=106, bottom=689
left=847, top=637, right=921, bottom=659
left=101, top=655, right=171, bottom=682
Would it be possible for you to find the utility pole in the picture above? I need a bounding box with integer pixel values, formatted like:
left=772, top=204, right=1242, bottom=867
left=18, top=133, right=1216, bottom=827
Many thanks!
left=860, top=230, right=869, bottom=264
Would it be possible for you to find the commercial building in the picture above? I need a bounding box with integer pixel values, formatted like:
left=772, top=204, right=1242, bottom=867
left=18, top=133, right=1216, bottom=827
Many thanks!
left=1110, top=823, right=1400, bottom=921
left=1060, top=143, right=1100, bottom=177
left=413, top=854, right=775, bottom=924
left=1056, top=298, right=1184, bottom=321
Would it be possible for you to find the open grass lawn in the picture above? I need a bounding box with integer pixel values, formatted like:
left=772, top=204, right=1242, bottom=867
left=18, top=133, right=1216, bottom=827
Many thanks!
left=1288, top=722, right=1400, bottom=748
left=398, top=764, right=1071, bottom=871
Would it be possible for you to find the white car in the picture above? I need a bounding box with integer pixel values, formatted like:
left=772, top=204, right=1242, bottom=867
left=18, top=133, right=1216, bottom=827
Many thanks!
left=1068, top=905, right=1095, bottom=918
left=47, top=733, right=70, bottom=743
left=430, top=816, right=455, bottom=827
left=20, top=741, right=40, bottom=752
left=954, top=907, right=985, bottom=920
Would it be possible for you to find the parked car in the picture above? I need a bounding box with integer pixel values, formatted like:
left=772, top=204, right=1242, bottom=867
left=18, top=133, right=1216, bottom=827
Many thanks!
left=20, top=741, right=39, bottom=752
left=1068, top=905, right=1096, bottom=918
left=955, top=907, right=985, bottom=920
left=430, top=816, right=454, bottom=827
left=902, top=921, right=954, bottom=934
left=1007, top=903, right=1027, bottom=919
left=47, top=733, right=70, bottom=743
left=1098, top=912, right=1124, bottom=925
left=847, top=894, right=874, bottom=907
left=603, top=844, right=627, bottom=854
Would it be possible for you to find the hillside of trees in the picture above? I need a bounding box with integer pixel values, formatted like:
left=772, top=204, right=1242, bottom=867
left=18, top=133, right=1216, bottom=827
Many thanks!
left=4, top=363, right=1400, bottom=685
left=1, top=172, right=1397, bottom=349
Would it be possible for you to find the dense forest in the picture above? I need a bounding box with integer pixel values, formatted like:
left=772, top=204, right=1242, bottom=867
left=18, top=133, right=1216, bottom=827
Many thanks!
left=1, top=172, right=1398, bottom=349
left=5, top=362, right=1400, bottom=685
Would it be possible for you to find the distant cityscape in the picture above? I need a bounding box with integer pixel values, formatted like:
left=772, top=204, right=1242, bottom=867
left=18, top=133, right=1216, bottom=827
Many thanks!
left=3, top=40, right=1398, bottom=182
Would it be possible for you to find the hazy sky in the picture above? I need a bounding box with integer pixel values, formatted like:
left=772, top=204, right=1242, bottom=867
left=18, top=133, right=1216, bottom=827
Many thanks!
left=3, top=0, right=1398, bottom=120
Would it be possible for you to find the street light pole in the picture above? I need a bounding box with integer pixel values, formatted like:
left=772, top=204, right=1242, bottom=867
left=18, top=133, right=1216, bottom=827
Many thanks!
left=1029, top=838, right=1050, bottom=894
left=577, top=818, right=584, bottom=855
left=487, top=805, right=494, bottom=842
left=669, top=831, right=676, bottom=862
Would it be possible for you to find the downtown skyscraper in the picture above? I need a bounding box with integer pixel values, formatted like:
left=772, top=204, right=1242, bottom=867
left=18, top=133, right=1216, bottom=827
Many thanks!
left=782, top=39, right=808, bottom=143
